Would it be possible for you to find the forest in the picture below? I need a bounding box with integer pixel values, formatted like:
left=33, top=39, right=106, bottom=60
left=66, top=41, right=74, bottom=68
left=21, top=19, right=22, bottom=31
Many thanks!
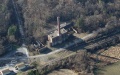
left=0, top=0, right=120, bottom=56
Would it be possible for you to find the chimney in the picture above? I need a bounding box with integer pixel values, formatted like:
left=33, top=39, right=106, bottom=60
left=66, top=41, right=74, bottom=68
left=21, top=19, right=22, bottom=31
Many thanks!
left=57, top=17, right=60, bottom=36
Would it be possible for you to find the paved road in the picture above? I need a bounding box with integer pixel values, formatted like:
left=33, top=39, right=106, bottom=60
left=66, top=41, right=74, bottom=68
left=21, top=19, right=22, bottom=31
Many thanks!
left=29, top=48, right=66, bottom=58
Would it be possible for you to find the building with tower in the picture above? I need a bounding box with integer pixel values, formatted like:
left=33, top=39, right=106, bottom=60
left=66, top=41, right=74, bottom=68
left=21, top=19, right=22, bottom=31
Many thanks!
left=47, top=17, right=69, bottom=47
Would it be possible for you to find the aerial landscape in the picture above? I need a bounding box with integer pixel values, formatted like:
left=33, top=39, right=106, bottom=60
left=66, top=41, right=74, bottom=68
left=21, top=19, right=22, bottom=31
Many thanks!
left=0, top=0, right=120, bottom=75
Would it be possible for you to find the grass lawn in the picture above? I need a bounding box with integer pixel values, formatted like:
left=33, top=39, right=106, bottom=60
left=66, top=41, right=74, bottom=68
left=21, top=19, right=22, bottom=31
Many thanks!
left=94, top=61, right=120, bottom=75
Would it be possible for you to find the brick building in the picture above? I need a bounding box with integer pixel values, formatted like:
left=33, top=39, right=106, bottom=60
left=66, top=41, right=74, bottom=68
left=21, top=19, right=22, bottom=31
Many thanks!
left=47, top=17, right=69, bottom=46
left=0, top=68, right=11, bottom=75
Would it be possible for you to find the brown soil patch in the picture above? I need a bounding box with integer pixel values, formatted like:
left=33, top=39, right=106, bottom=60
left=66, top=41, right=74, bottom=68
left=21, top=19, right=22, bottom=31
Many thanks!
left=47, top=69, right=78, bottom=75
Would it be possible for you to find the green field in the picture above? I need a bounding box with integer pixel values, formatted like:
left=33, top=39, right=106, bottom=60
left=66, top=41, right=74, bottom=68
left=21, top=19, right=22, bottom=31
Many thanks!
left=94, top=61, right=120, bottom=75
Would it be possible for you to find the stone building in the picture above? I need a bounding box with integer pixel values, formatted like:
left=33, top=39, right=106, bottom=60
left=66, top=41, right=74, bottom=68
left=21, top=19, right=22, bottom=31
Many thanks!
left=0, top=68, right=11, bottom=75
left=15, top=62, right=26, bottom=70
left=47, top=17, right=69, bottom=47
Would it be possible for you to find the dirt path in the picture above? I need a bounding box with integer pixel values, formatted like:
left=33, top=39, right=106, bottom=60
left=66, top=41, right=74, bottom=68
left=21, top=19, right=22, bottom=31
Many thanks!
left=47, top=69, right=78, bottom=75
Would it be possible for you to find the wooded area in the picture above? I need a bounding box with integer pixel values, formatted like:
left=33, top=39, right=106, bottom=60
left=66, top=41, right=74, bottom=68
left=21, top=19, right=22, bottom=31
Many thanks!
left=0, top=0, right=119, bottom=56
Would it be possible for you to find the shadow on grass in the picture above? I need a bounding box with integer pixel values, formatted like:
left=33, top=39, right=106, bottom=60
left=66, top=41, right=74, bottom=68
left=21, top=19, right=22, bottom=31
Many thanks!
left=39, top=47, right=52, bottom=54
left=93, top=68, right=106, bottom=75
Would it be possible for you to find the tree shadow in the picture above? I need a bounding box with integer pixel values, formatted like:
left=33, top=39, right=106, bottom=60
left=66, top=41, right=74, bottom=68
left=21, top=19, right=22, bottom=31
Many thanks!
left=39, top=47, right=52, bottom=54
left=94, top=68, right=105, bottom=75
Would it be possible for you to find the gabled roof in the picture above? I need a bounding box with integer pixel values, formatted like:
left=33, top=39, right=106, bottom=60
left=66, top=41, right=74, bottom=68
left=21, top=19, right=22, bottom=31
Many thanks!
left=15, top=62, right=25, bottom=68
left=0, top=68, right=11, bottom=74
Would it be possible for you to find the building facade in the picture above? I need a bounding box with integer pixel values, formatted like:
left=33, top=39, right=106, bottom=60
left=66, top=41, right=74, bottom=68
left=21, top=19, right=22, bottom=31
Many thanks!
left=0, top=68, right=11, bottom=75
left=47, top=17, right=69, bottom=47
left=48, top=28, right=69, bottom=46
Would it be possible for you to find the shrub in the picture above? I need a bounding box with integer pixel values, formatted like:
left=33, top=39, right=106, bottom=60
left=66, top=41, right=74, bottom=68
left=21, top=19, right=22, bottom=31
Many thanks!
left=8, top=25, right=17, bottom=36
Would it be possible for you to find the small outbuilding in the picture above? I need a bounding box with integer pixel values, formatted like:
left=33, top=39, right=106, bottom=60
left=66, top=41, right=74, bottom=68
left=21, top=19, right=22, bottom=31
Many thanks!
left=15, top=62, right=26, bottom=70
left=47, top=17, right=69, bottom=47
left=0, top=68, right=11, bottom=75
